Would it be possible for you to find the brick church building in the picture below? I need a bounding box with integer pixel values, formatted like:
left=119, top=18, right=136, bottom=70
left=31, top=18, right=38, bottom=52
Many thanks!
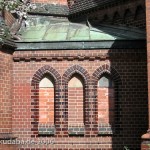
left=0, top=0, right=150, bottom=149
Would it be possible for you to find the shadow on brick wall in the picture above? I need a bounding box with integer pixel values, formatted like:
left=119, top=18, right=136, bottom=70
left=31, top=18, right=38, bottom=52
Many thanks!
left=108, top=41, right=148, bottom=150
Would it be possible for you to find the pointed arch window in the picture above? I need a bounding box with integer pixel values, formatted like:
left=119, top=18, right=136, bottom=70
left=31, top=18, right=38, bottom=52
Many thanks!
left=98, top=75, right=115, bottom=134
left=135, top=5, right=145, bottom=20
left=68, top=74, right=85, bottom=135
left=124, top=9, right=133, bottom=26
left=38, top=75, right=55, bottom=135
left=112, top=12, right=122, bottom=25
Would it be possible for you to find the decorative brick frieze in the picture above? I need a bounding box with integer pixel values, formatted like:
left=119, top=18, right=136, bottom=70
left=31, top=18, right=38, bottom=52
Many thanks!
left=70, top=0, right=146, bottom=29
left=13, top=50, right=146, bottom=62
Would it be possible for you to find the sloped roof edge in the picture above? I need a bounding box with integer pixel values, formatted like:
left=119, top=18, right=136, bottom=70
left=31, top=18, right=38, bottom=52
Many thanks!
left=15, top=40, right=146, bottom=50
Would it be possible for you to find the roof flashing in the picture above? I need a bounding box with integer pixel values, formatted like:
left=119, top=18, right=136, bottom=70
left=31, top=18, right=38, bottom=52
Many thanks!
left=15, top=40, right=146, bottom=50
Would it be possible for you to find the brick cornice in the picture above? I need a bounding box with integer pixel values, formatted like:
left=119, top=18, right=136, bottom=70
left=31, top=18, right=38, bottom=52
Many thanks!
left=13, top=52, right=146, bottom=62
left=13, top=54, right=108, bottom=62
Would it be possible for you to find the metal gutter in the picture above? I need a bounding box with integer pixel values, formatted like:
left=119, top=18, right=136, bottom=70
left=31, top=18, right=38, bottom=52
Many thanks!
left=15, top=40, right=146, bottom=51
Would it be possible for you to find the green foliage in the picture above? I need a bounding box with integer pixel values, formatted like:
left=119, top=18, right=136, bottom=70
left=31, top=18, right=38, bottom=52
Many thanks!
left=0, top=0, right=20, bottom=11
left=0, top=0, right=35, bottom=19
left=0, top=0, right=36, bottom=41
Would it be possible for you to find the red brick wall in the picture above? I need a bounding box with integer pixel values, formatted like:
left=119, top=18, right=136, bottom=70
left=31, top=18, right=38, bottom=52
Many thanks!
left=83, top=0, right=146, bottom=29
left=98, top=88, right=114, bottom=125
left=39, top=88, right=54, bottom=124
left=31, top=0, right=68, bottom=5
left=4, top=11, right=16, bottom=27
left=141, top=0, right=150, bottom=149
left=68, top=76, right=84, bottom=126
left=68, top=87, right=83, bottom=125
left=0, top=49, right=16, bottom=150
left=0, top=50, right=12, bottom=133
left=11, top=49, right=148, bottom=149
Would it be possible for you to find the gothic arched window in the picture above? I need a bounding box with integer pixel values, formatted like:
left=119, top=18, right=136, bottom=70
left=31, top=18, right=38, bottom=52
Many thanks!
left=98, top=76, right=115, bottom=128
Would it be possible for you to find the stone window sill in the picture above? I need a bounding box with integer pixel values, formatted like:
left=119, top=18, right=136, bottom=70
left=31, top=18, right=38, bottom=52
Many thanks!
left=68, top=124, right=85, bottom=136
left=0, top=133, right=17, bottom=140
left=98, top=124, right=114, bottom=135
left=38, top=124, right=55, bottom=135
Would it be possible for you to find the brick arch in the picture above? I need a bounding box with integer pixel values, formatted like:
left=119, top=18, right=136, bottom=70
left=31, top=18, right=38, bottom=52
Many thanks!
left=124, top=9, right=132, bottom=19
left=62, top=65, right=90, bottom=127
left=92, top=64, right=121, bottom=84
left=31, top=65, right=61, bottom=85
left=123, top=8, right=135, bottom=26
left=92, top=64, right=122, bottom=132
left=62, top=65, right=90, bottom=85
left=135, top=5, right=145, bottom=19
left=31, top=65, right=61, bottom=137
left=112, top=11, right=122, bottom=24
left=113, top=11, right=120, bottom=19
left=102, top=14, right=110, bottom=23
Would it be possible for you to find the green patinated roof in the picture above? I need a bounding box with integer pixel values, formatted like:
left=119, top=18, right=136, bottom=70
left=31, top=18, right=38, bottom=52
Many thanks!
left=18, top=17, right=145, bottom=42
left=19, top=23, right=117, bottom=42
